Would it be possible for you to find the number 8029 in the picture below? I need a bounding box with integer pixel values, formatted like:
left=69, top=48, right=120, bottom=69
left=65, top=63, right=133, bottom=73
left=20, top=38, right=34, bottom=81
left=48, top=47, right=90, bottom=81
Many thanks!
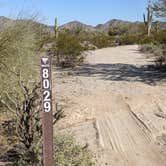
left=42, top=68, right=51, bottom=112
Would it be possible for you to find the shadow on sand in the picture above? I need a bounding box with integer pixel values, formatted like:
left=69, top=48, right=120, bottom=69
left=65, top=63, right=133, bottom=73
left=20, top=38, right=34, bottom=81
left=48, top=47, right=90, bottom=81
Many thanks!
left=72, top=63, right=166, bottom=85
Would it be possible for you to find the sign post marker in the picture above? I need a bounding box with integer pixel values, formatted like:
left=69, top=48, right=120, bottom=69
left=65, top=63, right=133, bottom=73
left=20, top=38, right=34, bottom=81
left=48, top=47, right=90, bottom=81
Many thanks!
left=41, top=56, right=54, bottom=166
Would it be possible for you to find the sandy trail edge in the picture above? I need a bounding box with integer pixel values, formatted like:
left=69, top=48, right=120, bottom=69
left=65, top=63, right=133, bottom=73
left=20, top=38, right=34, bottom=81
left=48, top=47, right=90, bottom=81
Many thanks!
left=53, top=45, right=166, bottom=166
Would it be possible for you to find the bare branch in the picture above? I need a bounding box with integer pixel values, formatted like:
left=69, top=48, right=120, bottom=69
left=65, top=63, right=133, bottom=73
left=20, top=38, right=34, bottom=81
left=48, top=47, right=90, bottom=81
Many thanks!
left=4, top=91, right=18, bottom=109
left=0, top=99, right=16, bottom=115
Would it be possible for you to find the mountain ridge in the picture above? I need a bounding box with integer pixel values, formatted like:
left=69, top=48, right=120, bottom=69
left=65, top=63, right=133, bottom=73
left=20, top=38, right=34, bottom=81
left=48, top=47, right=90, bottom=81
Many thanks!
left=0, top=16, right=166, bottom=32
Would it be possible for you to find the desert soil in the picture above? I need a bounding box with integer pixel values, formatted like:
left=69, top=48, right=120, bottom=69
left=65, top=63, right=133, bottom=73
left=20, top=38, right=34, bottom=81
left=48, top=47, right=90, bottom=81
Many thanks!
left=53, top=45, right=166, bottom=166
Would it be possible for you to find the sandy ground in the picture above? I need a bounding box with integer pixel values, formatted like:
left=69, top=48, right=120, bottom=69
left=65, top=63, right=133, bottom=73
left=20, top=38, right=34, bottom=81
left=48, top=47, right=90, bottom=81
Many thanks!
left=53, top=45, right=166, bottom=166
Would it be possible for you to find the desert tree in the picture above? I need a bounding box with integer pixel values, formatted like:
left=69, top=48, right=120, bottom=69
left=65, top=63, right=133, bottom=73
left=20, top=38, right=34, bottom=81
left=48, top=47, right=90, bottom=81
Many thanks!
left=0, top=15, right=63, bottom=165
left=0, top=16, right=43, bottom=165
left=153, top=0, right=166, bottom=18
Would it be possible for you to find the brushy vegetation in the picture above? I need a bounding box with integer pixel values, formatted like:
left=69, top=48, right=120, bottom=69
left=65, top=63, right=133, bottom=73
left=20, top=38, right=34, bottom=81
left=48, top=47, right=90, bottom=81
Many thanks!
left=140, top=43, right=166, bottom=67
left=139, top=0, right=166, bottom=67
left=139, top=30, right=166, bottom=67
left=139, top=43, right=160, bottom=53
left=47, top=4, right=165, bottom=68
left=39, top=0, right=165, bottom=69
left=0, top=17, right=44, bottom=165
left=0, top=1, right=165, bottom=164
left=90, top=33, right=114, bottom=48
left=54, top=134, right=94, bottom=166
left=51, top=31, right=86, bottom=68
left=0, top=16, right=94, bottom=165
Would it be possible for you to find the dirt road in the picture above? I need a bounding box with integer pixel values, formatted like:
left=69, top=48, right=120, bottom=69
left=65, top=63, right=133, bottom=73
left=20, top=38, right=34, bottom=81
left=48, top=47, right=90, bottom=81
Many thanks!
left=53, top=45, right=166, bottom=166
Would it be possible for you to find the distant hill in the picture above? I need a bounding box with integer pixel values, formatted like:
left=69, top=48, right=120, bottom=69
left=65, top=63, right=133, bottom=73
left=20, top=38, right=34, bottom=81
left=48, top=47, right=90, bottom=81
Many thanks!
left=59, top=19, right=136, bottom=32
left=59, top=19, right=166, bottom=33
left=59, top=21, right=97, bottom=32
left=0, top=16, right=166, bottom=33
left=95, top=19, right=132, bottom=32
left=0, top=16, right=53, bottom=32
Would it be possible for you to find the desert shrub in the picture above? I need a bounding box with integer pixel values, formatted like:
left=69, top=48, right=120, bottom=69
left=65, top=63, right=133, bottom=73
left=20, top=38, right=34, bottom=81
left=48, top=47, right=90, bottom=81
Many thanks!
left=108, top=24, right=133, bottom=36
left=0, top=17, right=46, bottom=165
left=108, top=23, right=145, bottom=37
left=139, top=43, right=160, bottom=53
left=78, top=31, right=95, bottom=42
left=91, top=33, right=113, bottom=48
left=139, top=35, right=156, bottom=44
left=0, top=16, right=95, bottom=165
left=10, top=82, right=43, bottom=166
left=139, top=28, right=166, bottom=67
left=0, top=19, right=44, bottom=100
left=154, top=44, right=166, bottom=67
left=54, top=134, right=94, bottom=166
left=139, top=30, right=166, bottom=45
left=137, top=23, right=147, bottom=35
left=52, top=31, right=86, bottom=68
left=153, top=30, right=166, bottom=44
left=153, top=47, right=163, bottom=56
left=108, top=26, right=124, bottom=36
left=0, top=78, right=63, bottom=166
left=118, top=35, right=140, bottom=45
left=0, top=18, right=45, bottom=165
left=13, top=133, right=95, bottom=165
left=140, top=43, right=166, bottom=67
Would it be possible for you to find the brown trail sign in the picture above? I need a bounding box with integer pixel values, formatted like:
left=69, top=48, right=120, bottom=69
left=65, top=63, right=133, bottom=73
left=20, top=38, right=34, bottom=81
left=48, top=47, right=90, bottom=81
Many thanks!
left=41, top=57, right=54, bottom=166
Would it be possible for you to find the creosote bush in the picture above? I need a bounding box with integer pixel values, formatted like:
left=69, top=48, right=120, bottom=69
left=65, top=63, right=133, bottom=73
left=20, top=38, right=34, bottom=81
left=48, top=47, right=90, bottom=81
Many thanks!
left=0, top=17, right=44, bottom=165
left=90, top=33, right=113, bottom=48
left=52, top=31, right=86, bottom=68
left=118, top=35, right=140, bottom=45
left=139, top=43, right=166, bottom=67
left=139, top=29, right=166, bottom=67
left=139, top=43, right=160, bottom=53
left=0, top=17, right=47, bottom=165
left=54, top=134, right=94, bottom=166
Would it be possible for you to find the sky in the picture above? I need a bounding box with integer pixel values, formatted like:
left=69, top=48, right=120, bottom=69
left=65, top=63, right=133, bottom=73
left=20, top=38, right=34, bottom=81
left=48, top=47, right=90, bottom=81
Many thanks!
left=0, top=0, right=149, bottom=26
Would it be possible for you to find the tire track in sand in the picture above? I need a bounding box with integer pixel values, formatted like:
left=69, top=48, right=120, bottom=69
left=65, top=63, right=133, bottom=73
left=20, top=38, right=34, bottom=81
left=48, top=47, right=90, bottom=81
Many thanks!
left=96, top=94, right=166, bottom=166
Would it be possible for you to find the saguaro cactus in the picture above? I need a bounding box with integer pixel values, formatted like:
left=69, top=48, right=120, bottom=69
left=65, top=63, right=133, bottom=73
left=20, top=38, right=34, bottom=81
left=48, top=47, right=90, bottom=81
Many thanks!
left=54, top=18, right=58, bottom=39
left=53, top=18, right=60, bottom=63
left=143, top=0, right=153, bottom=36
